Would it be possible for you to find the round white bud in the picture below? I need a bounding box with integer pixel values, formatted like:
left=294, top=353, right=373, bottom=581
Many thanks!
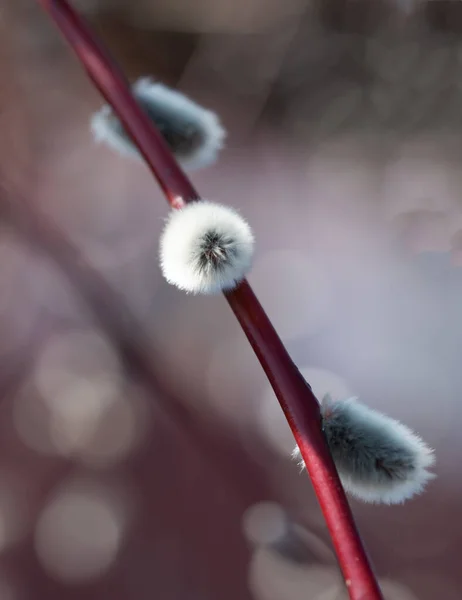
left=159, top=201, right=255, bottom=295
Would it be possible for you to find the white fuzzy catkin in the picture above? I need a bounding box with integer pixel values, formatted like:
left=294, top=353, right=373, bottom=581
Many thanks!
left=90, top=78, right=226, bottom=171
left=293, top=395, right=435, bottom=505
left=159, top=201, right=254, bottom=295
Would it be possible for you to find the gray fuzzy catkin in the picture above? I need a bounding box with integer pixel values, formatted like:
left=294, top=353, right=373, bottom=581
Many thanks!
left=294, top=395, right=435, bottom=504
left=91, top=79, right=226, bottom=171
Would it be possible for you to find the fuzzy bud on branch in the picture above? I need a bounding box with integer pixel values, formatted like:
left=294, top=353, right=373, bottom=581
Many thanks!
left=294, top=395, right=435, bottom=505
left=159, top=201, right=254, bottom=294
left=91, top=78, right=226, bottom=172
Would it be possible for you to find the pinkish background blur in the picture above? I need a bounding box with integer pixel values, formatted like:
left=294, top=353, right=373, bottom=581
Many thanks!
left=1, top=1, right=462, bottom=598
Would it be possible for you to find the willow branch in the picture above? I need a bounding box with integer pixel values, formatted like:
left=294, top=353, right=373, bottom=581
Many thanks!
left=33, top=2, right=383, bottom=598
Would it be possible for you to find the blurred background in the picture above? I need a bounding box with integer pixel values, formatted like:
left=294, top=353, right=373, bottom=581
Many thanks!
left=1, top=0, right=462, bottom=598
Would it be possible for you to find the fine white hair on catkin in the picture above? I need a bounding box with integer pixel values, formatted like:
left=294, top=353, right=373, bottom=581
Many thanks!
left=293, top=395, right=435, bottom=505
left=159, top=201, right=255, bottom=295
left=90, top=78, right=226, bottom=171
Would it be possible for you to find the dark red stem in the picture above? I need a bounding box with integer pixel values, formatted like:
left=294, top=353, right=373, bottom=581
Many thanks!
left=34, top=1, right=384, bottom=598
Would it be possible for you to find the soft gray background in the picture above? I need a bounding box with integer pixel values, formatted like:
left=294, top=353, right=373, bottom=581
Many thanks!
left=1, top=1, right=461, bottom=598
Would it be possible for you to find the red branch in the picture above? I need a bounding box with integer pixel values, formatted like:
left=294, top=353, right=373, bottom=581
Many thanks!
left=34, top=1, right=384, bottom=598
